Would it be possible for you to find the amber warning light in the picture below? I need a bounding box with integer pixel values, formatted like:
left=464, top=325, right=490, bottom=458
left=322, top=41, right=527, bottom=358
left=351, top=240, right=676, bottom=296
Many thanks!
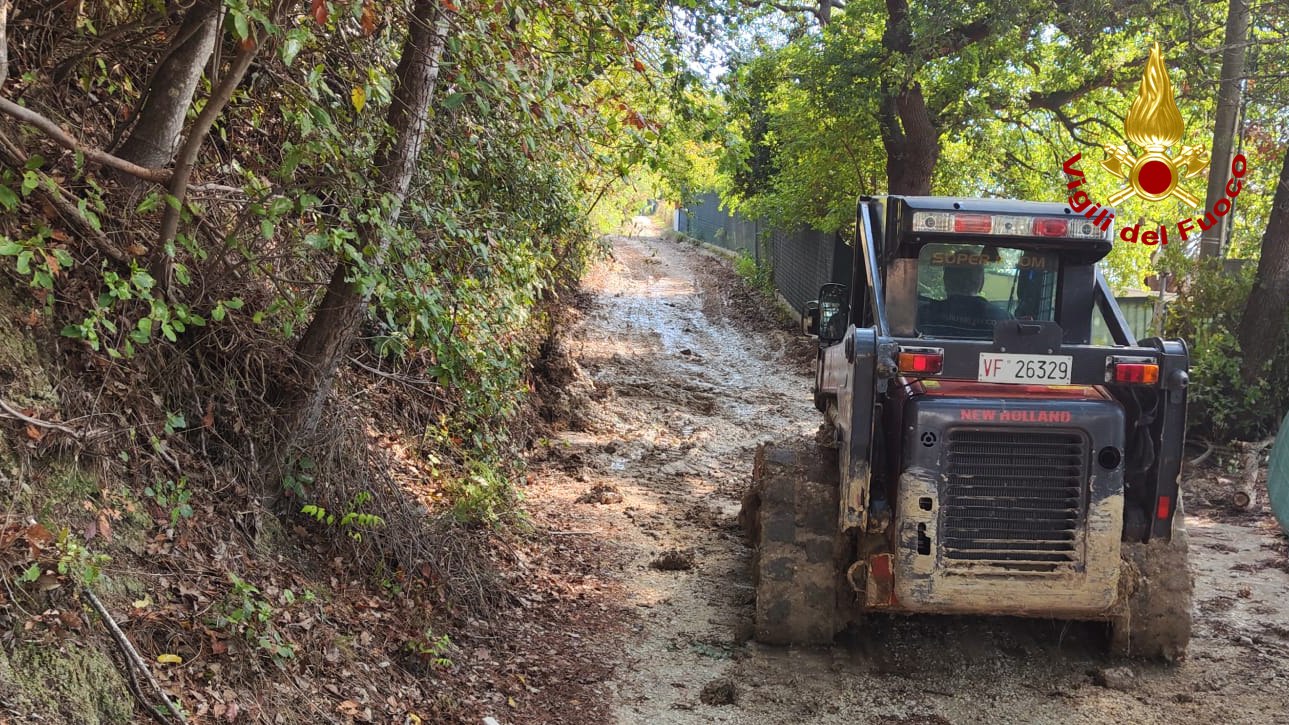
left=1110, top=360, right=1160, bottom=385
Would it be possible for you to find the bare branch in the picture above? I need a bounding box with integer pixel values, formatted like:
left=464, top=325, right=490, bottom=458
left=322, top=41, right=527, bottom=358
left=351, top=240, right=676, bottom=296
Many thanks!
left=0, top=97, right=171, bottom=183
left=83, top=588, right=188, bottom=725
left=0, top=0, right=11, bottom=89
left=0, top=398, right=81, bottom=438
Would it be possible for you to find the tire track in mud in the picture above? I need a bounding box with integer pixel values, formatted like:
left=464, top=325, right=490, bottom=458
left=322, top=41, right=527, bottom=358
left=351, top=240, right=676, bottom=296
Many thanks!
left=532, top=225, right=1289, bottom=725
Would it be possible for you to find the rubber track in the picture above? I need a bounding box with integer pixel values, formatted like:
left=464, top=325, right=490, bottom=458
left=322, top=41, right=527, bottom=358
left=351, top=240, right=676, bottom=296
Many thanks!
left=745, top=441, right=842, bottom=646
left=1111, top=498, right=1194, bottom=662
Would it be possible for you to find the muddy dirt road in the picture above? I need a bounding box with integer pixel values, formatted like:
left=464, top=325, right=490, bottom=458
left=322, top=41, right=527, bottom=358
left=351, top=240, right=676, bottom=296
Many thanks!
left=528, top=224, right=1289, bottom=725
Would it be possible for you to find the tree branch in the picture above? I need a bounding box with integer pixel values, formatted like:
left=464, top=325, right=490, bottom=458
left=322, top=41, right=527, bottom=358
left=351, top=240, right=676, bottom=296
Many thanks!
left=83, top=587, right=188, bottom=725
left=926, top=18, right=993, bottom=59
left=0, top=124, right=131, bottom=264
left=0, top=0, right=11, bottom=89
left=1023, top=51, right=1150, bottom=113
left=0, top=398, right=81, bottom=438
left=154, top=35, right=262, bottom=294
left=0, top=97, right=171, bottom=182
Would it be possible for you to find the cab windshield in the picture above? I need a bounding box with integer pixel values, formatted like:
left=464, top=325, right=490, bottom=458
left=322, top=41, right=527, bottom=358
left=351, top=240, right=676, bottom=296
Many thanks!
left=915, top=243, right=1060, bottom=339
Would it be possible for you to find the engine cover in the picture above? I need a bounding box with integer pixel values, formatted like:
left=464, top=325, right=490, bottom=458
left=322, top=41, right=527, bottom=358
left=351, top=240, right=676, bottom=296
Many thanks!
left=887, top=385, right=1126, bottom=618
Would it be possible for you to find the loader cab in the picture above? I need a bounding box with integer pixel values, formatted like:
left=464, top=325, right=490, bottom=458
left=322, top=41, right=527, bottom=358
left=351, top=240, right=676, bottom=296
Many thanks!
left=865, top=196, right=1118, bottom=346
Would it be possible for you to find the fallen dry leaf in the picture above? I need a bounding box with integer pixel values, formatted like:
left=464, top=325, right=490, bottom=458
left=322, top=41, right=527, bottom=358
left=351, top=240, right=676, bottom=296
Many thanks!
left=97, top=510, right=113, bottom=542
left=360, top=2, right=376, bottom=35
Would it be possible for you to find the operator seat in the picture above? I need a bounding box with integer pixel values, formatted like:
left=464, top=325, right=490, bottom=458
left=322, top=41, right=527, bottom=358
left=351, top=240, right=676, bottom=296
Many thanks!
left=918, top=295, right=1010, bottom=338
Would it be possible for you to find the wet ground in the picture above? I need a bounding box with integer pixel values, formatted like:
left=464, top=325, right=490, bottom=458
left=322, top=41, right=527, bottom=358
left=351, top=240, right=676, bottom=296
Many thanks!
left=526, top=222, right=1289, bottom=724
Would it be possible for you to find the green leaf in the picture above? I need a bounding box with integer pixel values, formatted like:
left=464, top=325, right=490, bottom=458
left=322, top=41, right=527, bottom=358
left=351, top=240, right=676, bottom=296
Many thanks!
left=232, top=12, right=250, bottom=41
left=136, top=193, right=161, bottom=214
left=442, top=93, right=467, bottom=110
left=20, top=564, right=41, bottom=583
left=268, top=197, right=294, bottom=216
left=282, top=37, right=303, bottom=66
left=0, top=186, right=17, bottom=211
left=0, top=239, right=21, bottom=255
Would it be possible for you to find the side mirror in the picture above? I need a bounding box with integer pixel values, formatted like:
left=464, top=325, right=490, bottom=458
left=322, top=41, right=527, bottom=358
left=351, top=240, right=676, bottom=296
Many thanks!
left=817, top=283, right=849, bottom=344
left=803, top=301, right=821, bottom=337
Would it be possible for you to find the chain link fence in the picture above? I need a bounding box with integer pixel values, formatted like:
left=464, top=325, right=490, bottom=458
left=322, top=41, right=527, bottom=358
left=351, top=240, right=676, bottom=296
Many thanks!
left=676, top=193, right=851, bottom=315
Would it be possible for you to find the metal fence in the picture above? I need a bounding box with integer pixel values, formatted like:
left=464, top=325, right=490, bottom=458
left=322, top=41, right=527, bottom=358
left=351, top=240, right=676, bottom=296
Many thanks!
left=676, top=193, right=852, bottom=315
left=676, top=195, right=1168, bottom=337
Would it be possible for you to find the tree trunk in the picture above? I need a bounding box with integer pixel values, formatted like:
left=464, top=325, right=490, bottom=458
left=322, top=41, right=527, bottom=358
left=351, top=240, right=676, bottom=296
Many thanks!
left=1198, top=0, right=1249, bottom=259
left=1238, top=149, right=1289, bottom=382
left=879, top=82, right=939, bottom=195
left=115, top=0, right=221, bottom=172
left=816, top=0, right=835, bottom=25
left=879, top=0, right=939, bottom=195
left=288, top=0, right=449, bottom=434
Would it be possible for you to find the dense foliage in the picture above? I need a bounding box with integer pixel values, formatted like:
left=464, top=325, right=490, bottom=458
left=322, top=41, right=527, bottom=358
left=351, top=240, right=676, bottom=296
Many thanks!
left=711, top=2, right=1288, bottom=269
left=0, top=0, right=709, bottom=516
left=682, top=1, right=1289, bottom=440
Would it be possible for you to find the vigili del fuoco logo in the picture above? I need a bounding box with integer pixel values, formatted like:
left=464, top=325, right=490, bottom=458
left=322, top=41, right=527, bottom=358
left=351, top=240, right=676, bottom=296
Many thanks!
left=1060, top=43, right=1249, bottom=246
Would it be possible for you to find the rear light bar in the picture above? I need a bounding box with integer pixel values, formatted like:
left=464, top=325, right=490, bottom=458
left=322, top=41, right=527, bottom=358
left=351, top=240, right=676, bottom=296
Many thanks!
left=912, top=211, right=1103, bottom=239
left=1106, top=356, right=1160, bottom=385
left=899, top=347, right=943, bottom=375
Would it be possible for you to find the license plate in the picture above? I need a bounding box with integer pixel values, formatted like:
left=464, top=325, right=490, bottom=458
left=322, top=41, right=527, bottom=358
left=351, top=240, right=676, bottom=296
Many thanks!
left=978, top=353, right=1072, bottom=385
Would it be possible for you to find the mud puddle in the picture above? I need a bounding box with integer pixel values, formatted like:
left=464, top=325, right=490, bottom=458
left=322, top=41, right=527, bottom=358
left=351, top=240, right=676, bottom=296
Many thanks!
left=526, top=221, right=1289, bottom=724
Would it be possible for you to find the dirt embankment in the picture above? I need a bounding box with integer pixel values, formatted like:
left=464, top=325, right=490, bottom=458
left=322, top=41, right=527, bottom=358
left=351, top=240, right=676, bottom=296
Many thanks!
left=524, top=222, right=1289, bottom=725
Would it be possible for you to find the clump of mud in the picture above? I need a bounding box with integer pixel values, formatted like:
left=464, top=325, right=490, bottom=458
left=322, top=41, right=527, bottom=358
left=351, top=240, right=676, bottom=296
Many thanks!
left=699, top=677, right=737, bottom=706
left=576, top=483, right=623, bottom=505
left=533, top=333, right=601, bottom=432
left=649, top=549, right=695, bottom=571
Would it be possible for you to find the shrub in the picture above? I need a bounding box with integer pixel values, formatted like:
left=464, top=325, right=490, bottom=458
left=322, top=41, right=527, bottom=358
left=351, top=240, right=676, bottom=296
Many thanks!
left=733, top=250, right=774, bottom=296
left=1164, top=258, right=1289, bottom=441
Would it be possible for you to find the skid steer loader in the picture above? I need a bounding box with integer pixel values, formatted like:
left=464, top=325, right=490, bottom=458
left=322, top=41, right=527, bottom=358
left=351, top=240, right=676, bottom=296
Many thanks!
left=741, top=196, right=1192, bottom=660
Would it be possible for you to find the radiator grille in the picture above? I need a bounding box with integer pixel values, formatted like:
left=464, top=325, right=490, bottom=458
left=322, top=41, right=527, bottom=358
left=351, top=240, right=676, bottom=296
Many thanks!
left=943, top=429, right=1088, bottom=573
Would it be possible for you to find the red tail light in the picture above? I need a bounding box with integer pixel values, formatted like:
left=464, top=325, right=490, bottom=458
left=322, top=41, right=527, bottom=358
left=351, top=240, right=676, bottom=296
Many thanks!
left=1156, top=495, right=1172, bottom=520
left=1031, top=218, right=1069, bottom=236
left=953, top=214, right=993, bottom=233
left=1113, top=362, right=1160, bottom=384
left=899, top=349, right=943, bottom=374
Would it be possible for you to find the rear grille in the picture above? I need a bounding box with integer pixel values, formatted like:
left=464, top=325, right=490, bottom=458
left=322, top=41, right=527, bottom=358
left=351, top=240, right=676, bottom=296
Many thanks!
left=942, top=429, right=1088, bottom=573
